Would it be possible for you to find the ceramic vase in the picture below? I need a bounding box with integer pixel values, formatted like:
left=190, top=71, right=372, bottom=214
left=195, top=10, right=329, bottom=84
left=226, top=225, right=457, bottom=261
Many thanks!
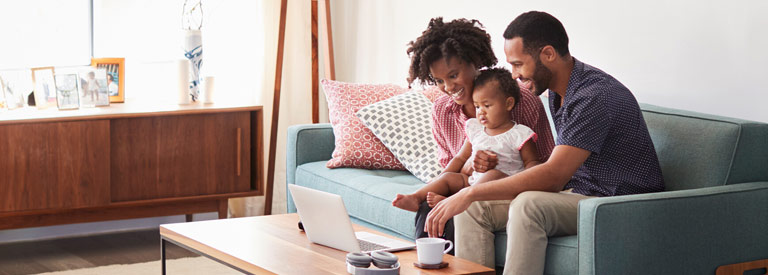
left=184, top=30, right=203, bottom=102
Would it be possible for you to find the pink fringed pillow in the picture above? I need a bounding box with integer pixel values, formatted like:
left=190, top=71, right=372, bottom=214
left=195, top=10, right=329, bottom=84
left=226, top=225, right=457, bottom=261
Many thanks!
left=322, top=79, right=407, bottom=170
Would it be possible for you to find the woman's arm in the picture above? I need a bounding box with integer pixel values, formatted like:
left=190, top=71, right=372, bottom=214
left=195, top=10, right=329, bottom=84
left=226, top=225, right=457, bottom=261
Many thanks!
left=442, top=139, right=473, bottom=174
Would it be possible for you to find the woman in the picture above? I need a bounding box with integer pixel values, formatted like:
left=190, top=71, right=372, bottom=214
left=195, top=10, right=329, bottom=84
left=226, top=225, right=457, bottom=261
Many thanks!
left=406, top=17, right=555, bottom=245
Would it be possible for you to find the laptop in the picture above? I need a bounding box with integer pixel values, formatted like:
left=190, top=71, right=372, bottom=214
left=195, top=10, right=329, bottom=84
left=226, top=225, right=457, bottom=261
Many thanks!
left=288, top=184, right=416, bottom=253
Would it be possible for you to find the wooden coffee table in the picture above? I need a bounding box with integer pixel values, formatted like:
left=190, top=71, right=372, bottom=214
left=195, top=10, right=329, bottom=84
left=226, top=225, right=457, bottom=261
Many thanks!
left=160, top=213, right=494, bottom=274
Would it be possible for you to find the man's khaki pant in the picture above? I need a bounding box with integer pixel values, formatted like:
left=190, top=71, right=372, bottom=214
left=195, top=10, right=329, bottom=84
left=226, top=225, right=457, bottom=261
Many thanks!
left=455, top=191, right=592, bottom=275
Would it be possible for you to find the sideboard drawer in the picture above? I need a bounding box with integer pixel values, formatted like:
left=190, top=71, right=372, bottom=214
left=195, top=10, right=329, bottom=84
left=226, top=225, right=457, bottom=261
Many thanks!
left=110, top=112, right=252, bottom=202
left=0, top=120, right=110, bottom=212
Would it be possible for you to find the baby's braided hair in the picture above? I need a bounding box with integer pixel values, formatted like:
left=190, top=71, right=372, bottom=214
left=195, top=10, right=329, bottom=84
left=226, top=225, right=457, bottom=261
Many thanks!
left=406, top=17, right=497, bottom=87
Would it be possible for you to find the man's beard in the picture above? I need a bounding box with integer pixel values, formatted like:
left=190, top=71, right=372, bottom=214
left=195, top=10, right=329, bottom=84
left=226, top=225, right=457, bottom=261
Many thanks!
left=532, top=57, right=553, bottom=96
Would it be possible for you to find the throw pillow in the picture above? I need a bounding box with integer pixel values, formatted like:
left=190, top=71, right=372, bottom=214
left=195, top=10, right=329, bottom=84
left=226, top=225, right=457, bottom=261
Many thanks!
left=356, top=91, right=443, bottom=182
left=420, top=85, right=443, bottom=103
left=322, top=79, right=407, bottom=170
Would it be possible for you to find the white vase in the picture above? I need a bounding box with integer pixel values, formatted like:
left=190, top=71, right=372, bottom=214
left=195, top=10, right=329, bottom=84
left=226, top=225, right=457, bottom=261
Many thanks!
left=184, top=30, right=203, bottom=102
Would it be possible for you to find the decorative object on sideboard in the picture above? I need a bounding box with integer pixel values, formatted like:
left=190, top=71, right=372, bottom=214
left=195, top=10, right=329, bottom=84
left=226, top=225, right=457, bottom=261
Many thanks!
left=177, top=58, right=191, bottom=105
left=31, top=67, right=57, bottom=110
left=91, top=57, right=126, bottom=103
left=182, top=0, right=203, bottom=102
left=54, top=71, right=81, bottom=110
left=0, top=76, right=6, bottom=110
left=0, top=70, right=28, bottom=110
left=202, top=75, right=214, bottom=104
left=79, top=67, right=110, bottom=107
left=0, top=87, right=4, bottom=110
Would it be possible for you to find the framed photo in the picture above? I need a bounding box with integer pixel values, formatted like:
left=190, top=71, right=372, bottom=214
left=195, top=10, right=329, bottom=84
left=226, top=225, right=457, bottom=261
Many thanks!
left=31, top=67, right=57, bottom=109
left=0, top=76, right=6, bottom=110
left=0, top=70, right=29, bottom=110
left=54, top=72, right=81, bottom=110
left=91, top=57, right=125, bottom=103
left=79, top=67, right=110, bottom=107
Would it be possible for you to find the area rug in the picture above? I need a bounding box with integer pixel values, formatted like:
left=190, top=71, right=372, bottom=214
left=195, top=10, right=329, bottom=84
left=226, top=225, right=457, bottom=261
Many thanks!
left=35, top=256, right=243, bottom=275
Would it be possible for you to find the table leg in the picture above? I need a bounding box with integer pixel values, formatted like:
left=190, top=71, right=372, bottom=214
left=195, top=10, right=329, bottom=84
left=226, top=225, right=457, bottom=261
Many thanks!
left=161, top=238, right=167, bottom=275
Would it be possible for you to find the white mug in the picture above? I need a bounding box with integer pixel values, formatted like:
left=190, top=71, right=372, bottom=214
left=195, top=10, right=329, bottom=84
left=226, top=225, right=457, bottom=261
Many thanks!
left=416, top=237, right=453, bottom=265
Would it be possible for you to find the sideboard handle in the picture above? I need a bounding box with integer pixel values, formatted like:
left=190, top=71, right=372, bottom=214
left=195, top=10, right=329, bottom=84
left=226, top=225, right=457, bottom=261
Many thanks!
left=236, top=127, right=242, bottom=176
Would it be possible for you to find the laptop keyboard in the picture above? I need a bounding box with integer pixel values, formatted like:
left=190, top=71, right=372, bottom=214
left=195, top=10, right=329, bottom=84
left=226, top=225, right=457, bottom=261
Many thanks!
left=358, top=239, right=389, bottom=252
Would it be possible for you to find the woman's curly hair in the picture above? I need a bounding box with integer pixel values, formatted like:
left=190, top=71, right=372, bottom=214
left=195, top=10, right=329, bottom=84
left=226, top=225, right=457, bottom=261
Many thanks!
left=406, top=17, right=497, bottom=87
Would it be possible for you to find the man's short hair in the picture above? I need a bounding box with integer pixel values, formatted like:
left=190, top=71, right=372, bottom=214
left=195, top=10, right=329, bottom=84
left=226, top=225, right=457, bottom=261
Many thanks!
left=503, top=11, right=570, bottom=57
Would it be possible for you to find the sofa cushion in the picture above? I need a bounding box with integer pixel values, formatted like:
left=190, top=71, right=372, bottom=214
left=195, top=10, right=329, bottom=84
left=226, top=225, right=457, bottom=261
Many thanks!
left=641, top=104, right=768, bottom=190
left=544, top=236, right=578, bottom=274
left=492, top=232, right=578, bottom=273
left=293, top=161, right=424, bottom=239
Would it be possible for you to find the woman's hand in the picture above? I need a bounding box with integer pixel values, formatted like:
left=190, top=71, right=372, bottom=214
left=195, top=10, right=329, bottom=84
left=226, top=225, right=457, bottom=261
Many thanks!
left=473, top=150, right=498, bottom=172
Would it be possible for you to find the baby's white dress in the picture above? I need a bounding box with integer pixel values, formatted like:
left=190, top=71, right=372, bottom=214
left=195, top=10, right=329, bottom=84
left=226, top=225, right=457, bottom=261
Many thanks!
left=465, top=118, right=537, bottom=185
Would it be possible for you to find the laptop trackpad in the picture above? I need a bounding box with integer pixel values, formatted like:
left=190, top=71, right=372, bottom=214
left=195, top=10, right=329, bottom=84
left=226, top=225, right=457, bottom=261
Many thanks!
left=355, top=231, right=415, bottom=252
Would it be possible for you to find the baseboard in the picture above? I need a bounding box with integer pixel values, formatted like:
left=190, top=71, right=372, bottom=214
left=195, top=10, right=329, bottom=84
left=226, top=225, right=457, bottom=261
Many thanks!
left=0, top=212, right=218, bottom=244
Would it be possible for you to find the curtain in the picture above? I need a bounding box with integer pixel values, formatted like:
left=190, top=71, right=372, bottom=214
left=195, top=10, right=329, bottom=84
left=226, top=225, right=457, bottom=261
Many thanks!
left=229, top=0, right=316, bottom=217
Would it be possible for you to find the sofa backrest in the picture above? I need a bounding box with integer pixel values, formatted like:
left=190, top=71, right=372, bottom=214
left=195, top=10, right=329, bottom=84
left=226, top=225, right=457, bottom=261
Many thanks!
left=641, top=104, right=768, bottom=191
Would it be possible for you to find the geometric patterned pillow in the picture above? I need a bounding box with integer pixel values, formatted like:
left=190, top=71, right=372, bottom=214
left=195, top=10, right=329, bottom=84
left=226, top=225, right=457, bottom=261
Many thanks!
left=356, top=91, right=443, bottom=182
left=322, top=79, right=407, bottom=170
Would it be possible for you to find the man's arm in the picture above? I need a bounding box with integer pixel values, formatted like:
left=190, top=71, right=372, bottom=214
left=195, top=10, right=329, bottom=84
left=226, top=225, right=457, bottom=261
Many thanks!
left=425, top=144, right=591, bottom=237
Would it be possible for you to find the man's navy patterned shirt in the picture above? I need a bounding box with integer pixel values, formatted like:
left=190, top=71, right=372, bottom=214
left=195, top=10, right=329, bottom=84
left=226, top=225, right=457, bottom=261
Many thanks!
left=549, top=58, right=665, bottom=196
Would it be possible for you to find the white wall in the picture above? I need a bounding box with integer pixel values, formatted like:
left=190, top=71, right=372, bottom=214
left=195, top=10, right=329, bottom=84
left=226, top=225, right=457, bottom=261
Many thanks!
left=92, top=0, right=266, bottom=106
left=328, top=0, right=768, bottom=123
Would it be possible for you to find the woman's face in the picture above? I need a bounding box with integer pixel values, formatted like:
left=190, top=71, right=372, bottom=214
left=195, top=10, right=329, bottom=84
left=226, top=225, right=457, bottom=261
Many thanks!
left=429, top=57, right=477, bottom=106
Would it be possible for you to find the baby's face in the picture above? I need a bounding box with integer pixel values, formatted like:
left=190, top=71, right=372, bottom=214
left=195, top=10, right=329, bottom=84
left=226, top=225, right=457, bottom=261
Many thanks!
left=473, top=81, right=513, bottom=129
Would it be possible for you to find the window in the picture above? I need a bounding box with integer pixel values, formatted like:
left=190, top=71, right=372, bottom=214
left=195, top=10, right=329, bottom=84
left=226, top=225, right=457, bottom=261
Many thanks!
left=0, top=0, right=91, bottom=70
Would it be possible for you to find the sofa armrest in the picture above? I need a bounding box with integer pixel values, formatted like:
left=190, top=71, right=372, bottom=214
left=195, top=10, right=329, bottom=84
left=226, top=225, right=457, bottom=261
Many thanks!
left=286, top=124, right=335, bottom=212
left=578, top=181, right=768, bottom=275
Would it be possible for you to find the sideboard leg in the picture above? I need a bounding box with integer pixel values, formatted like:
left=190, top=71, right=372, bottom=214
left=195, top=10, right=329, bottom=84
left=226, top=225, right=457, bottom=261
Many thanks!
left=218, top=199, right=228, bottom=219
left=185, top=214, right=193, bottom=222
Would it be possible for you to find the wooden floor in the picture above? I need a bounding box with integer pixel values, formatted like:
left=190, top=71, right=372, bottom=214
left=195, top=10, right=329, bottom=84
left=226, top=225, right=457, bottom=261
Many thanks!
left=0, top=229, right=199, bottom=275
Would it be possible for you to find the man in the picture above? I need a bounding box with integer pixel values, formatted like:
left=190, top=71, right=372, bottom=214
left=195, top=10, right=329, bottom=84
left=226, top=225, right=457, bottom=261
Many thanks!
left=425, top=11, right=665, bottom=274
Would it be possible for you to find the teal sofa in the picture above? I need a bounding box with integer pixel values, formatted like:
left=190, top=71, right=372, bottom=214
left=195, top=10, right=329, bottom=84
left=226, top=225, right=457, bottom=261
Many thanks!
left=286, top=103, right=768, bottom=274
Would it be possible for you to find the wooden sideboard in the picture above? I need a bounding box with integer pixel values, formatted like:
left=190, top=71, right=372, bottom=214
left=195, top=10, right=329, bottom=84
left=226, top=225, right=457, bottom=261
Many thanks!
left=0, top=103, right=263, bottom=230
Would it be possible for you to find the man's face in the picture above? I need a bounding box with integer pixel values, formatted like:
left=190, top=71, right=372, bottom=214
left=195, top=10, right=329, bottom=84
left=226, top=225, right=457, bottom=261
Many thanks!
left=504, top=37, right=553, bottom=96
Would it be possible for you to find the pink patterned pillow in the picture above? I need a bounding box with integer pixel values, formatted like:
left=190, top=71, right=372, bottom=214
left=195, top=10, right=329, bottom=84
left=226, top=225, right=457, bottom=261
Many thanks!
left=322, top=79, right=407, bottom=170
left=420, top=85, right=443, bottom=102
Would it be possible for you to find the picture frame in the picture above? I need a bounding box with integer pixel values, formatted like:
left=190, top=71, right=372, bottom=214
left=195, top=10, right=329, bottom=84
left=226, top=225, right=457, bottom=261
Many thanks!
left=79, top=67, right=110, bottom=107
left=0, top=76, right=6, bottom=110
left=54, top=71, right=81, bottom=110
left=0, top=70, right=29, bottom=110
left=91, top=57, right=125, bottom=103
left=31, top=67, right=57, bottom=110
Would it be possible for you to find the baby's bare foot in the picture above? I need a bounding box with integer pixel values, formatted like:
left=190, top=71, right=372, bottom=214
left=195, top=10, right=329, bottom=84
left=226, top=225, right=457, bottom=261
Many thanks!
left=426, top=192, right=446, bottom=208
left=392, top=194, right=420, bottom=212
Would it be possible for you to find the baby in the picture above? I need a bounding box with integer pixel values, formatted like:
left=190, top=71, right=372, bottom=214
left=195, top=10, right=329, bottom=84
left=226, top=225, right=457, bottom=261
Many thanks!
left=393, top=67, right=540, bottom=211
